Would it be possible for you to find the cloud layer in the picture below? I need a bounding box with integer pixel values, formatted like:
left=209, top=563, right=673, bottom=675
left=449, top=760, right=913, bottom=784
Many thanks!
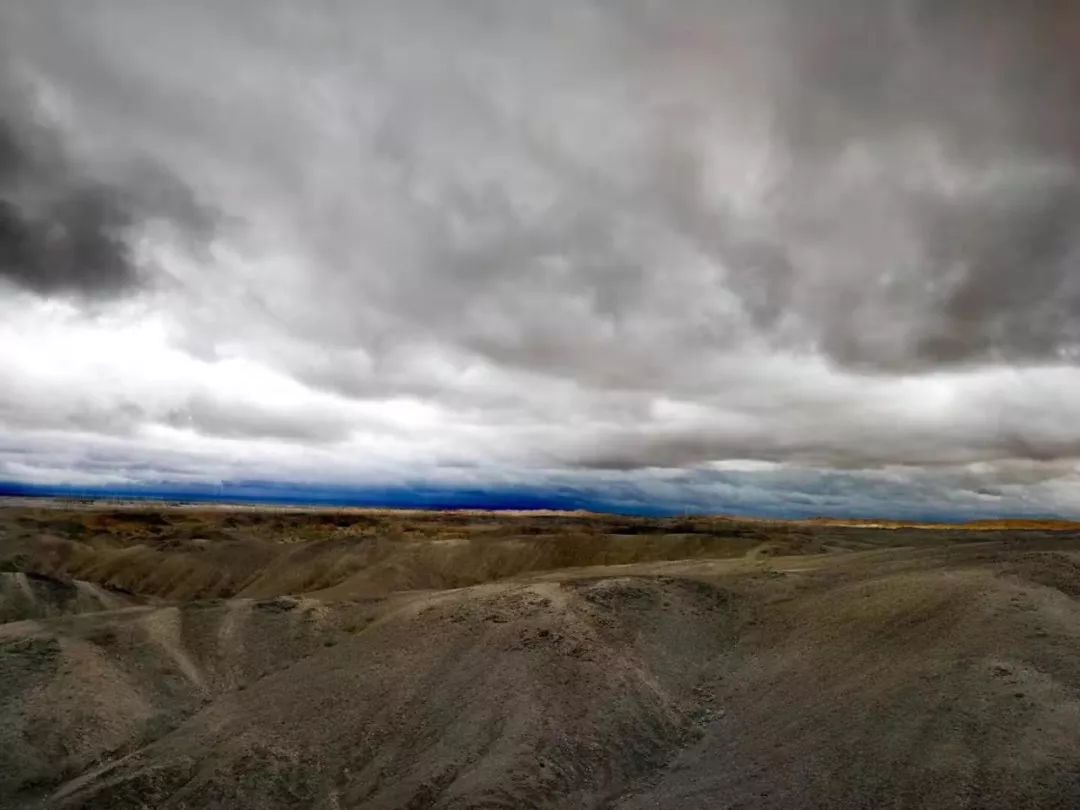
left=1, top=1, right=1079, bottom=517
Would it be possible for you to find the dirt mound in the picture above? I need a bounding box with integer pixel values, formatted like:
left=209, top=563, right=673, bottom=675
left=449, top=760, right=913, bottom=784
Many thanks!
left=3, top=576, right=740, bottom=808
left=0, top=592, right=378, bottom=803
left=6, top=503, right=1080, bottom=807
left=0, top=572, right=141, bottom=623
left=1, top=505, right=789, bottom=601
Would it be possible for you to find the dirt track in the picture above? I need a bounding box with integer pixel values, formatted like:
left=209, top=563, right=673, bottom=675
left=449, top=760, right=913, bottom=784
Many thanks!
left=4, top=503, right=1080, bottom=808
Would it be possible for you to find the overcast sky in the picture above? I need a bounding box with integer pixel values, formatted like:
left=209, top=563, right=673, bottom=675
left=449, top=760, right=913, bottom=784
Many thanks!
left=2, top=1, right=1079, bottom=518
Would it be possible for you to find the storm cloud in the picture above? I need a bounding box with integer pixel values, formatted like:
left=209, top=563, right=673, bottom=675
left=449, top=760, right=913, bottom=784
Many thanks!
left=0, top=70, right=213, bottom=297
left=1, top=0, right=1079, bottom=517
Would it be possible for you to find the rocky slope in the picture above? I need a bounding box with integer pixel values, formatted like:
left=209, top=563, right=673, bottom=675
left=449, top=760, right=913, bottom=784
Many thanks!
left=4, top=503, right=1080, bottom=808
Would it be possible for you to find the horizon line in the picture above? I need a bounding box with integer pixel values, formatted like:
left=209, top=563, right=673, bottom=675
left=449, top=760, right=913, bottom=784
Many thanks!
left=1, top=482, right=1076, bottom=528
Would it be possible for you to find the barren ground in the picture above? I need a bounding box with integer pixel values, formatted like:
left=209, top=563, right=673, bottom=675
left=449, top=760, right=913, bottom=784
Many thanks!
left=4, top=500, right=1080, bottom=808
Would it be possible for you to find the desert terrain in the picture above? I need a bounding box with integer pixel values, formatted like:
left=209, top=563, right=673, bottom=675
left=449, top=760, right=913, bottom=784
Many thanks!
left=4, top=500, right=1080, bottom=808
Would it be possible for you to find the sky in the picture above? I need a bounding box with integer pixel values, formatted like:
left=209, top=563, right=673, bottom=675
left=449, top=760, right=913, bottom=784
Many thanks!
left=1, top=1, right=1080, bottom=519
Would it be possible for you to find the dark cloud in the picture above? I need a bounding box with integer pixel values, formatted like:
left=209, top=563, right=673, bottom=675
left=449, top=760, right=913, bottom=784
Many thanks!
left=773, top=0, right=1080, bottom=161
left=754, top=0, right=1080, bottom=370
left=910, top=180, right=1080, bottom=366
left=0, top=79, right=214, bottom=298
left=0, top=116, right=135, bottom=296
left=10, top=0, right=1079, bottom=369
